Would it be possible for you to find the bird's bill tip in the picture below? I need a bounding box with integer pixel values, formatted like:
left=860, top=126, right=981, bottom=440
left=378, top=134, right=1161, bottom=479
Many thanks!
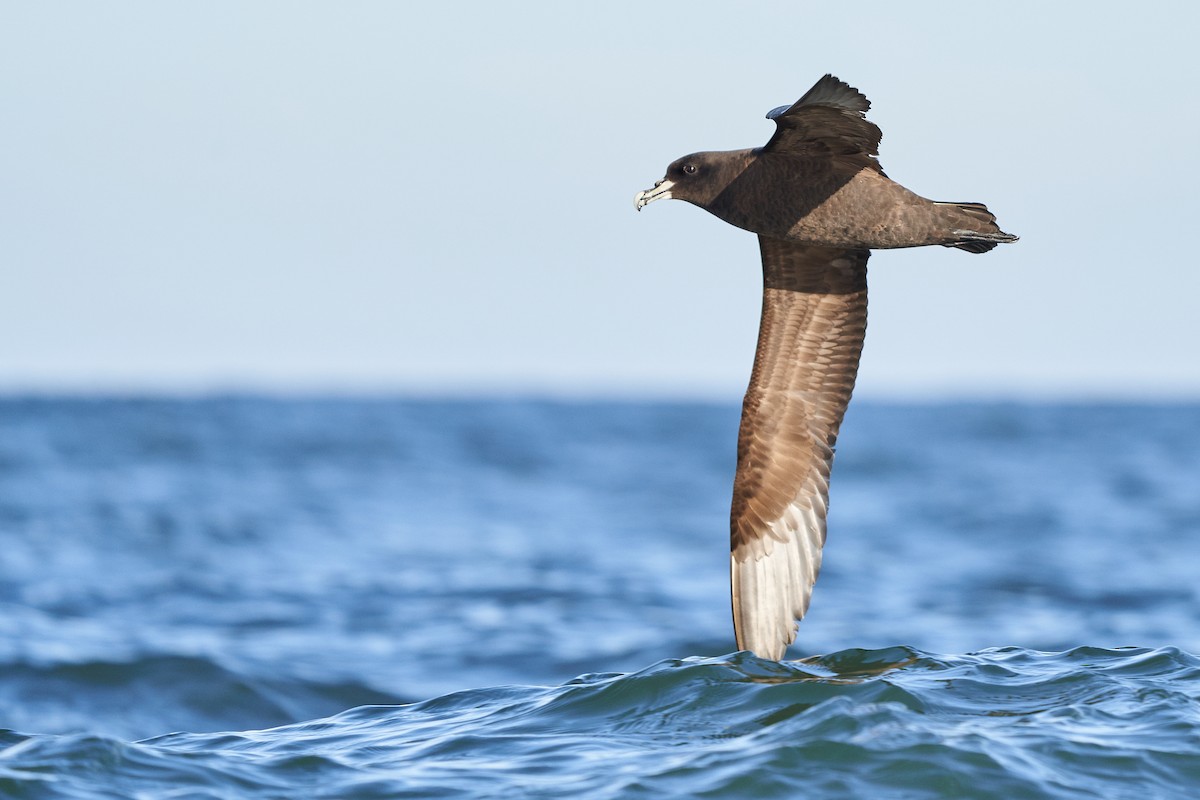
left=634, top=179, right=674, bottom=211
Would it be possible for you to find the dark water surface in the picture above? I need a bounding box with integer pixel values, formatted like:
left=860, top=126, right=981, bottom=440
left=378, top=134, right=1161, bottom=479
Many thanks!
left=1, top=398, right=1199, bottom=797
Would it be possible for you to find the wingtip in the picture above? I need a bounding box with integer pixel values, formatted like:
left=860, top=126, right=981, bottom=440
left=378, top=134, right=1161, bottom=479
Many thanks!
left=767, top=74, right=872, bottom=122
left=805, top=73, right=871, bottom=113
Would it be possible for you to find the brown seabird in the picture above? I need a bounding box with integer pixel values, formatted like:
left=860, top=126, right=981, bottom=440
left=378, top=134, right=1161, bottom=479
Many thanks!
left=635, top=74, right=1017, bottom=660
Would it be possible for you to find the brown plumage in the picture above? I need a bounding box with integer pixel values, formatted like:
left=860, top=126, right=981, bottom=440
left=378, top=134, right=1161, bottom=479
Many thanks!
left=635, top=74, right=1017, bottom=660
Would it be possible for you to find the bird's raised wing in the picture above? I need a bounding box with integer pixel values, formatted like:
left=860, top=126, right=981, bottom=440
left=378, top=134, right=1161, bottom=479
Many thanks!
left=762, top=74, right=883, bottom=173
left=730, top=237, right=869, bottom=660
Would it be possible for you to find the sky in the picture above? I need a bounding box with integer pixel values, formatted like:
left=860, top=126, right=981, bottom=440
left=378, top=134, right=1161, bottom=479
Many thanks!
left=2, top=2, right=1198, bottom=399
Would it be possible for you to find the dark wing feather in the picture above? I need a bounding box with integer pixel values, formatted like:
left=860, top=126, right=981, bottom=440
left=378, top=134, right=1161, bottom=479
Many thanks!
left=730, top=237, right=869, bottom=659
left=762, top=74, right=884, bottom=173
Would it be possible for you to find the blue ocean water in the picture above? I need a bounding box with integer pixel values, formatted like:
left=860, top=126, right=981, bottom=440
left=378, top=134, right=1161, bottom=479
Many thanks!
left=1, top=397, right=1199, bottom=798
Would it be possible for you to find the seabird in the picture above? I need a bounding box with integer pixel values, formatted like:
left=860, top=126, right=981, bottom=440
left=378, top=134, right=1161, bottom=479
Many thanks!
left=635, top=74, right=1017, bottom=660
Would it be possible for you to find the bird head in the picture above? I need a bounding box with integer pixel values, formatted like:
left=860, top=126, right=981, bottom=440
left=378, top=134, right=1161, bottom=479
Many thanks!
left=635, top=150, right=757, bottom=212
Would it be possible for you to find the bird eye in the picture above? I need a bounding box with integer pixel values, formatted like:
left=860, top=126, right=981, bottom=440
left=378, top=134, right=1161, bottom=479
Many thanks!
left=683, top=164, right=698, bottom=175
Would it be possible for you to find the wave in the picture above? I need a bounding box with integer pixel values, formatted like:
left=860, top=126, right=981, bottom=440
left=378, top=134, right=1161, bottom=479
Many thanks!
left=0, top=653, right=402, bottom=741
left=3, top=646, right=1199, bottom=799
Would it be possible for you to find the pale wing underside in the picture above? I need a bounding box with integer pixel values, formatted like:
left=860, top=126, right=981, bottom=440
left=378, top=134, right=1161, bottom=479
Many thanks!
left=730, top=237, right=869, bottom=660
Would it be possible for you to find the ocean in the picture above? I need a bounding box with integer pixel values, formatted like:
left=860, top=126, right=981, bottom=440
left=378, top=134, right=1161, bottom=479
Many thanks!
left=1, top=397, right=1198, bottom=798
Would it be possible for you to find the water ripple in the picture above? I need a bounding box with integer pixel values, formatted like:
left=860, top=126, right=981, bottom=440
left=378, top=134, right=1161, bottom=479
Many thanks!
left=2, top=646, right=1197, bottom=799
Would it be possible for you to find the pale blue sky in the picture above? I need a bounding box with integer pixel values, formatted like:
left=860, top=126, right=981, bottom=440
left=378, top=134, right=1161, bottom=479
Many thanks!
left=3, top=2, right=1198, bottom=397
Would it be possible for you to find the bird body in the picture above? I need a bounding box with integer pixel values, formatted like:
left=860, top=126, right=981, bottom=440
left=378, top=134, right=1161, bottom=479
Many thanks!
left=635, top=74, right=1016, bottom=660
left=639, top=146, right=1013, bottom=253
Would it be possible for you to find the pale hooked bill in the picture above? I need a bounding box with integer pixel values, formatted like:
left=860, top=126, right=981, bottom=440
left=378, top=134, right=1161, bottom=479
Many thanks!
left=634, top=179, right=674, bottom=211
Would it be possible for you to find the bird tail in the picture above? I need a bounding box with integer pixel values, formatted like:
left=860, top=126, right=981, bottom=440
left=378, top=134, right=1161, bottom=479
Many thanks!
left=935, top=201, right=1019, bottom=253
